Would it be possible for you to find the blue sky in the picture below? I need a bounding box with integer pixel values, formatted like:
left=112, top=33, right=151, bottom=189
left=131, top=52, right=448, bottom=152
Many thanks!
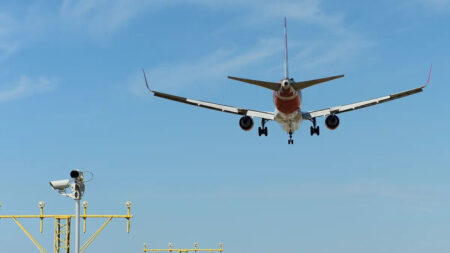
left=0, top=0, right=449, bottom=252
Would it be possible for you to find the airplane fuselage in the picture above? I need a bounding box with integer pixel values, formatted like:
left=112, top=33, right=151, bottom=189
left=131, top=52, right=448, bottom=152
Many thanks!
left=273, top=79, right=303, bottom=133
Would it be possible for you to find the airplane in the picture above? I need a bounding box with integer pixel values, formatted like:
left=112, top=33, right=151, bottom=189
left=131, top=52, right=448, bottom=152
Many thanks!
left=143, top=17, right=431, bottom=144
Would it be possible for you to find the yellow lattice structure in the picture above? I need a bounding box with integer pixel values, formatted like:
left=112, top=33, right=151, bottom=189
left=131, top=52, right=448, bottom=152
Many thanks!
left=143, top=242, right=223, bottom=253
left=54, top=217, right=71, bottom=253
left=0, top=201, right=133, bottom=253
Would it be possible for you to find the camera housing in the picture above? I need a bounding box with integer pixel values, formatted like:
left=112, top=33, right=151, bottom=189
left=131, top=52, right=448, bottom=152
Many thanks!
left=49, top=179, right=71, bottom=191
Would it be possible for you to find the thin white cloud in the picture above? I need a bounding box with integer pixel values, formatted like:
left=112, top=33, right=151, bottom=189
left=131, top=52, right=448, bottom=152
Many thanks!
left=184, top=0, right=346, bottom=34
left=60, top=0, right=147, bottom=37
left=130, top=38, right=283, bottom=95
left=0, top=1, right=152, bottom=56
left=0, top=76, right=57, bottom=102
left=0, top=4, right=48, bottom=60
left=291, top=36, right=374, bottom=73
left=397, top=0, right=450, bottom=14
left=0, top=1, right=372, bottom=98
left=130, top=0, right=372, bottom=94
left=415, top=0, right=450, bottom=9
left=242, top=1, right=373, bottom=72
left=1, top=0, right=370, bottom=57
left=248, top=1, right=345, bottom=31
left=0, top=13, right=23, bottom=58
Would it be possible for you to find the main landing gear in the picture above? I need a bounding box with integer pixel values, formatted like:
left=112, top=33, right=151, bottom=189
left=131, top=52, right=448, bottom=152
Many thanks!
left=258, top=119, right=268, bottom=136
left=288, top=131, right=294, bottom=144
left=310, top=118, right=320, bottom=136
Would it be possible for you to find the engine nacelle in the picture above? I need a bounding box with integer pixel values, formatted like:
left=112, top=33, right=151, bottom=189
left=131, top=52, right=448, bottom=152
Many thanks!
left=239, top=116, right=254, bottom=131
left=325, top=115, right=340, bottom=130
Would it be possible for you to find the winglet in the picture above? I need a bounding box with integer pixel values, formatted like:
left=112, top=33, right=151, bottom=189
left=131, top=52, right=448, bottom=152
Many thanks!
left=422, top=64, right=432, bottom=89
left=142, top=69, right=153, bottom=93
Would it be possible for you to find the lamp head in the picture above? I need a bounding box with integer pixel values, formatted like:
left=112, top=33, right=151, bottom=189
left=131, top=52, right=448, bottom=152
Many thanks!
left=70, top=170, right=84, bottom=180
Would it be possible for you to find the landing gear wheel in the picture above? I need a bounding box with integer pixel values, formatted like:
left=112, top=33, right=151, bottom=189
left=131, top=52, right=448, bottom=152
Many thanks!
left=258, top=119, right=269, bottom=136
left=310, top=126, right=320, bottom=136
left=310, top=118, right=320, bottom=136
left=258, top=127, right=268, bottom=136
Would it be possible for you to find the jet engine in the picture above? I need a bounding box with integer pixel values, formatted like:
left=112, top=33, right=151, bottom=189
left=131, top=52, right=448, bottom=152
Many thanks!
left=325, top=115, right=340, bottom=130
left=239, top=116, right=254, bottom=131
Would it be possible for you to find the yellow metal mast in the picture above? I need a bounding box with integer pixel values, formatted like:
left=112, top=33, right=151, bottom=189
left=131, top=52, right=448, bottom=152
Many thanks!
left=143, top=242, right=223, bottom=253
left=0, top=201, right=133, bottom=253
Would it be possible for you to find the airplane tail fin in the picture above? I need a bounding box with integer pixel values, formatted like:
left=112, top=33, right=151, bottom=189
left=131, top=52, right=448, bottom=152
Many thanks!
left=284, top=17, right=289, bottom=79
left=228, top=18, right=344, bottom=92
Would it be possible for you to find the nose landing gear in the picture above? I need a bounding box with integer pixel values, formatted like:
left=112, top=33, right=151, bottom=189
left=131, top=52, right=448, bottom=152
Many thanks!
left=288, top=131, right=294, bottom=144
left=258, top=119, right=268, bottom=136
left=310, top=118, right=320, bottom=136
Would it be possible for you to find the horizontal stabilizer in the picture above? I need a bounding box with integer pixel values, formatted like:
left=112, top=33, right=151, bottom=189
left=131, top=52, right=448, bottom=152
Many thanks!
left=228, top=76, right=280, bottom=91
left=292, top=75, right=344, bottom=90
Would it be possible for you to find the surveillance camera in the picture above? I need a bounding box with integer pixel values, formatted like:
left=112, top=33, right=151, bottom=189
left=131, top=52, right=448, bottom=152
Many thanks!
left=49, top=179, right=71, bottom=191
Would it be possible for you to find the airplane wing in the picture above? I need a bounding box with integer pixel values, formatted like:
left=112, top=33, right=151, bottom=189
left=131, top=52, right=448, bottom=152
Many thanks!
left=143, top=71, right=275, bottom=120
left=152, top=90, right=275, bottom=120
left=302, top=68, right=431, bottom=120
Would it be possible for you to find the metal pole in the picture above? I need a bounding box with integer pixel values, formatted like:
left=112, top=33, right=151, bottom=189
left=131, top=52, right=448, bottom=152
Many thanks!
left=75, top=198, right=80, bottom=253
